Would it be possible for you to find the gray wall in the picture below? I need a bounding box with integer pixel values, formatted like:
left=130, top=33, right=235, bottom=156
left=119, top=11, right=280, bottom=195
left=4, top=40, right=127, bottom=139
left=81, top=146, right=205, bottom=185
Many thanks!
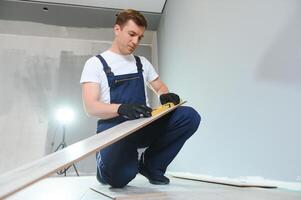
left=158, top=0, right=301, bottom=182
left=0, top=20, right=154, bottom=175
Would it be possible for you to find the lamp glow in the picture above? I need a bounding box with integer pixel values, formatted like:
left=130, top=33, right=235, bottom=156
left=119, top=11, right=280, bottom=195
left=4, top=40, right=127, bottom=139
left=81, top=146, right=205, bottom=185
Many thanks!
left=55, top=107, right=74, bottom=124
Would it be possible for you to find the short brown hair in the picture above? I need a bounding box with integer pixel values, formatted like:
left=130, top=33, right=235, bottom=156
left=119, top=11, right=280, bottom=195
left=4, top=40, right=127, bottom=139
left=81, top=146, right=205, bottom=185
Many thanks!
left=115, top=9, right=147, bottom=28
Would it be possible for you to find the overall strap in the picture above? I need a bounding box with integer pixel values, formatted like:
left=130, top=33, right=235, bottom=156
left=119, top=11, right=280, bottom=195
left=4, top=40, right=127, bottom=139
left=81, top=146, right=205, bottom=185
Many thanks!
left=95, top=55, right=115, bottom=87
left=134, top=56, right=143, bottom=72
left=96, top=55, right=112, bottom=75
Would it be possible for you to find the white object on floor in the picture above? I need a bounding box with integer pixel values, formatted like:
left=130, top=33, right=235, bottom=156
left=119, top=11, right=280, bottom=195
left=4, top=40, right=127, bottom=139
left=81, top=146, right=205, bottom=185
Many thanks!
left=168, top=171, right=301, bottom=191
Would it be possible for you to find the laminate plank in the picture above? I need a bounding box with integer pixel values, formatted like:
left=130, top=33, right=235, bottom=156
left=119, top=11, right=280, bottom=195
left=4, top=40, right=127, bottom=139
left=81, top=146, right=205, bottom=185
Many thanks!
left=0, top=102, right=185, bottom=199
left=169, top=172, right=277, bottom=188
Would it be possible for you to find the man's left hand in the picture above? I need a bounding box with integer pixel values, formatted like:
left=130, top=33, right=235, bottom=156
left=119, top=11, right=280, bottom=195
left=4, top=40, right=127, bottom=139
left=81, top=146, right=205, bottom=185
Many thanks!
left=159, top=93, right=180, bottom=105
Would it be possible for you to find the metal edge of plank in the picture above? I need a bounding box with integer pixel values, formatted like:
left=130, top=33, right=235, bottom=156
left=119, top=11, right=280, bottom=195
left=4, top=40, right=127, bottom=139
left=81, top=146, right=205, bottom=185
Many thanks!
left=0, top=101, right=186, bottom=199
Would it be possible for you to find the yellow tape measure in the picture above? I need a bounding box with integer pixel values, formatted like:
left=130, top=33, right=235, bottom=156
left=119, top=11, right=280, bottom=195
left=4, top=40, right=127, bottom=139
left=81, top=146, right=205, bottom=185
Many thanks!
left=151, top=102, right=175, bottom=116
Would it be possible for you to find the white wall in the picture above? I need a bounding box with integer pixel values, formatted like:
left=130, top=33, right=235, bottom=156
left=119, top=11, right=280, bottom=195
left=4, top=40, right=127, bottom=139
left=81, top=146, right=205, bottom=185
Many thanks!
left=158, top=0, right=301, bottom=182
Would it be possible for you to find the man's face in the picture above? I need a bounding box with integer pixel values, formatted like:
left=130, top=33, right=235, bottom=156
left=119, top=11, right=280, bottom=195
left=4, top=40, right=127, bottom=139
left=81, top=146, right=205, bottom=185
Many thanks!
left=114, top=20, right=145, bottom=55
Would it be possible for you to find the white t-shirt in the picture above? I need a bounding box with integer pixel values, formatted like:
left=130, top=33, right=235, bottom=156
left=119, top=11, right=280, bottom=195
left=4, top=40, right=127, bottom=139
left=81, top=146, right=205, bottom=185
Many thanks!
left=80, top=50, right=158, bottom=105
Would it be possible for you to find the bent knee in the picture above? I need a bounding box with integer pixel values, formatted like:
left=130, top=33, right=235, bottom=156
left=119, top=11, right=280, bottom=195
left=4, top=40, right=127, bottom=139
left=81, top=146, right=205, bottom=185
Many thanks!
left=182, top=106, right=201, bottom=123
left=102, top=166, right=137, bottom=188
left=110, top=171, right=137, bottom=188
left=180, top=106, right=201, bottom=133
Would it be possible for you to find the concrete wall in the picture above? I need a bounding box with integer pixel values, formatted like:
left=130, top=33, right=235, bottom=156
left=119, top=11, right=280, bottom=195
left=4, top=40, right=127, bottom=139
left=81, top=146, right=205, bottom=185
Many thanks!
left=0, top=20, right=155, bottom=175
left=158, top=0, right=301, bottom=182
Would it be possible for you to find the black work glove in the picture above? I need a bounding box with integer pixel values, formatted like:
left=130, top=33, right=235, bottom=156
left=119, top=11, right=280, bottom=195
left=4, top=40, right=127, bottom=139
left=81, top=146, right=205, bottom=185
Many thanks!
left=159, top=93, right=180, bottom=105
left=117, top=104, right=152, bottom=120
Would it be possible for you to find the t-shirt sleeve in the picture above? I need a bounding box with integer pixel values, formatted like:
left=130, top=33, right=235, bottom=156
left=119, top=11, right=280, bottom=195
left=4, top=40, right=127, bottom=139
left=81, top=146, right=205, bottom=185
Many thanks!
left=140, top=56, right=159, bottom=83
left=80, top=57, right=102, bottom=84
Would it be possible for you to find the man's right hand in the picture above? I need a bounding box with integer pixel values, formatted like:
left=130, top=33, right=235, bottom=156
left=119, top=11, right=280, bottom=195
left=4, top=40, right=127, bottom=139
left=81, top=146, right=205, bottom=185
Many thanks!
left=117, top=104, right=153, bottom=120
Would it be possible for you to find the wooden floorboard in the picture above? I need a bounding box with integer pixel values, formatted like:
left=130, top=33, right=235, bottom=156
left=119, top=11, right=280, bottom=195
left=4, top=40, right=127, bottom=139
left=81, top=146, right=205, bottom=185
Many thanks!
left=90, top=175, right=301, bottom=200
left=168, top=172, right=278, bottom=188
left=6, top=175, right=301, bottom=200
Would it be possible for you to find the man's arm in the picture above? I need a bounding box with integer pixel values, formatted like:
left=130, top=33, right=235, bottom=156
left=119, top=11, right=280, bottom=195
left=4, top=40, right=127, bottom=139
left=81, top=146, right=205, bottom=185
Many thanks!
left=149, top=77, right=169, bottom=95
left=82, top=82, right=120, bottom=119
left=150, top=77, right=181, bottom=105
left=82, top=82, right=152, bottom=120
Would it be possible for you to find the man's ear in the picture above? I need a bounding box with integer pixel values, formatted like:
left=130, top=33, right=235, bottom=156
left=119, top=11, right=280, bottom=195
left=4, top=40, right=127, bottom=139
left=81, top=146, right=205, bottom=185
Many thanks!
left=114, top=24, right=121, bottom=36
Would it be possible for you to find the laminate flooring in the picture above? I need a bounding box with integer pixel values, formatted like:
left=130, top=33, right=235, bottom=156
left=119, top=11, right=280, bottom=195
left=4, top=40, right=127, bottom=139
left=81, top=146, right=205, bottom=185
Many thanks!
left=6, top=175, right=301, bottom=200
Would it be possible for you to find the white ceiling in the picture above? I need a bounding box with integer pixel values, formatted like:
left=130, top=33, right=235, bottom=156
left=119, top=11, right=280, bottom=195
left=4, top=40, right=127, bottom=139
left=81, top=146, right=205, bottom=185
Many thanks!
left=28, top=0, right=166, bottom=13
left=1, top=0, right=163, bottom=30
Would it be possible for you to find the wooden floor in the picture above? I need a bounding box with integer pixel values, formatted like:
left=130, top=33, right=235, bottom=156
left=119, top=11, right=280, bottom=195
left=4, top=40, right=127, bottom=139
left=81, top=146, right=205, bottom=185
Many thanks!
left=6, top=175, right=301, bottom=200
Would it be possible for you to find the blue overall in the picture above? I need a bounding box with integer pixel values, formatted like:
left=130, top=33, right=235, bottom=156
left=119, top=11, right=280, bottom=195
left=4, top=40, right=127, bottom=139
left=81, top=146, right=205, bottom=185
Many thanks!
left=95, top=55, right=201, bottom=188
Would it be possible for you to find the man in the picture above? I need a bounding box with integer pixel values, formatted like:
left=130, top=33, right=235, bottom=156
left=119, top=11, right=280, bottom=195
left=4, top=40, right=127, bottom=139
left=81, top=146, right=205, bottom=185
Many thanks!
left=80, top=9, right=201, bottom=188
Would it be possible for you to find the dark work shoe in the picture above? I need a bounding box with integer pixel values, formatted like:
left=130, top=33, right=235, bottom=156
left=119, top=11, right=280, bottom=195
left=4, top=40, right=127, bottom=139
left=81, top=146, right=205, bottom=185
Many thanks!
left=138, top=156, right=170, bottom=185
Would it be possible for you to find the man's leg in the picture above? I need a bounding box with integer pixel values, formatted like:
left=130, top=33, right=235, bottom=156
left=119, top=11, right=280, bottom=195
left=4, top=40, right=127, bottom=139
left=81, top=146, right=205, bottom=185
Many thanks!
left=96, top=135, right=139, bottom=188
left=138, top=106, right=201, bottom=183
